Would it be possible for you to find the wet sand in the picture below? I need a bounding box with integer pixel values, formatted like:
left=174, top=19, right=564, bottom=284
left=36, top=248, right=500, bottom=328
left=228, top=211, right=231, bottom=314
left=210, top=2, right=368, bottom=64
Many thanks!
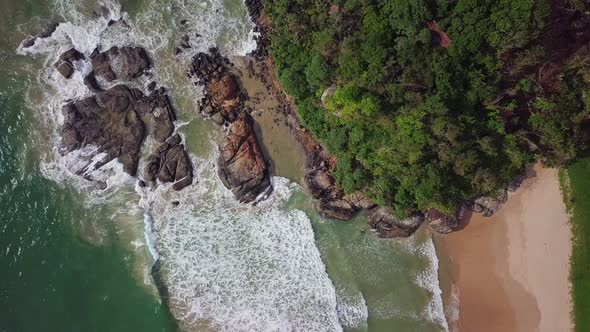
left=438, top=166, right=572, bottom=332
left=231, top=56, right=307, bottom=184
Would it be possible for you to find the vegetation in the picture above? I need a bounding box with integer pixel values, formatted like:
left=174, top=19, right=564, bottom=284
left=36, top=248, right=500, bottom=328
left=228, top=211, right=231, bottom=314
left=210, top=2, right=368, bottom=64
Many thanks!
left=264, top=0, right=590, bottom=216
left=562, top=156, right=590, bottom=332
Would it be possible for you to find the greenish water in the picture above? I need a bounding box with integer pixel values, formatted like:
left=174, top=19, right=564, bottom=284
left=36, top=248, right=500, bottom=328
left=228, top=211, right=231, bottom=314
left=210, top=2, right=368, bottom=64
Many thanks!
left=0, top=4, right=177, bottom=331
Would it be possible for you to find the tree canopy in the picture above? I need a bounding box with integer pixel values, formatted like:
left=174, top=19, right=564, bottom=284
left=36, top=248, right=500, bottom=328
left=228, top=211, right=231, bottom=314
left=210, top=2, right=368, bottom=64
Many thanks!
left=264, top=0, right=590, bottom=216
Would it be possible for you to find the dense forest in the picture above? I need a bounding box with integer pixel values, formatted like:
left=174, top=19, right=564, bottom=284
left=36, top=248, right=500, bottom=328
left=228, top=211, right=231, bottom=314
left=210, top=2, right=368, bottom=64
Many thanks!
left=263, top=0, right=590, bottom=216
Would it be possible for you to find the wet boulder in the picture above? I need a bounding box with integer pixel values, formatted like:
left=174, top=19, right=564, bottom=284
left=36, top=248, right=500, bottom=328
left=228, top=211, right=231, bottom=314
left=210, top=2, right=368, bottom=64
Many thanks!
left=368, top=207, right=425, bottom=238
left=54, top=48, right=85, bottom=79
left=91, top=46, right=151, bottom=82
left=144, top=134, right=193, bottom=191
left=217, top=112, right=271, bottom=203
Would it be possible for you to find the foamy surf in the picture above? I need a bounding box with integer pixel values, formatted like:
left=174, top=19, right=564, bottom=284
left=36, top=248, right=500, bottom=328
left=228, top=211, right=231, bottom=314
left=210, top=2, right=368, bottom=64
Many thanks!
left=138, top=152, right=342, bottom=331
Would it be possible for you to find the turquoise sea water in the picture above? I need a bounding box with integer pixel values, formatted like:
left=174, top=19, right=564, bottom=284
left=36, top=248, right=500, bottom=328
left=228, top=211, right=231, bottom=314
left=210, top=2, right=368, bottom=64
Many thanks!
left=0, top=17, right=177, bottom=332
left=0, top=1, right=452, bottom=331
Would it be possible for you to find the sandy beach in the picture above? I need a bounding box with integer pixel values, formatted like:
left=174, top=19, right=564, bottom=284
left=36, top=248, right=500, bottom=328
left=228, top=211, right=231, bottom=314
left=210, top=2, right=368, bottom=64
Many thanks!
left=438, top=165, right=572, bottom=332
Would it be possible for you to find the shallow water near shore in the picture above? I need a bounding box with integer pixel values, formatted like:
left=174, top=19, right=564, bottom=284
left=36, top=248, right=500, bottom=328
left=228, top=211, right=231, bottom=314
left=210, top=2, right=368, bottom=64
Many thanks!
left=2, top=0, right=451, bottom=331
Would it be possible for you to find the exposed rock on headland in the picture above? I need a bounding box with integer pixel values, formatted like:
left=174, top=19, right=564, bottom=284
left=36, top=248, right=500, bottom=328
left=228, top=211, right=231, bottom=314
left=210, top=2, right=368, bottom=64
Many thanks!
left=187, top=49, right=272, bottom=203
left=241, top=0, right=526, bottom=237
left=218, top=113, right=271, bottom=203
left=368, top=207, right=425, bottom=238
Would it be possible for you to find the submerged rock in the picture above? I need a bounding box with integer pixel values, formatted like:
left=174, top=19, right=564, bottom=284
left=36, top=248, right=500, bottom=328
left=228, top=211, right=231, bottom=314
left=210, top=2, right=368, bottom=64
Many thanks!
left=217, top=113, right=271, bottom=203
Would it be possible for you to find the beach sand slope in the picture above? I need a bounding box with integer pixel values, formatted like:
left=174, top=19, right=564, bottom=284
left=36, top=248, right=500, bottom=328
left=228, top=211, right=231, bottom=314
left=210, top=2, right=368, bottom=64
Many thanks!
left=440, top=166, right=572, bottom=332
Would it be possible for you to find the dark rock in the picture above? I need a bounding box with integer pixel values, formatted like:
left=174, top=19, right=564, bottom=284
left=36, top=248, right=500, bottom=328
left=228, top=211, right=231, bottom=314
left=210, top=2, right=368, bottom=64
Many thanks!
left=368, top=207, right=425, bottom=238
left=180, top=19, right=187, bottom=25
left=210, top=112, right=225, bottom=126
left=172, top=200, right=180, bottom=206
left=22, top=22, right=59, bottom=48
left=91, top=46, right=151, bottom=82
left=473, top=189, right=508, bottom=217
left=316, top=198, right=356, bottom=220
left=56, top=62, right=74, bottom=78
left=134, top=94, right=176, bottom=143
left=344, top=192, right=376, bottom=210
left=507, top=175, right=525, bottom=192
left=60, top=85, right=145, bottom=175
left=144, top=142, right=193, bottom=191
left=428, top=204, right=470, bottom=234
left=217, top=113, right=271, bottom=203
left=54, top=48, right=85, bottom=79
left=147, top=81, right=157, bottom=91
left=305, top=169, right=335, bottom=199
left=83, top=73, right=102, bottom=93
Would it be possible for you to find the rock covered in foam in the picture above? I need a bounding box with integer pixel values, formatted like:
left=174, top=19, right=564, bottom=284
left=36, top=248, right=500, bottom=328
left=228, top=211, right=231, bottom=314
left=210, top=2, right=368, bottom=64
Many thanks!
left=217, top=112, right=271, bottom=203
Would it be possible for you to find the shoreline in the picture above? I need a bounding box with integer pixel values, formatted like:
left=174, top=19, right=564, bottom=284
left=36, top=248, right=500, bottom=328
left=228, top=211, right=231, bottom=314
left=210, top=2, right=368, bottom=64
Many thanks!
left=438, top=165, right=572, bottom=332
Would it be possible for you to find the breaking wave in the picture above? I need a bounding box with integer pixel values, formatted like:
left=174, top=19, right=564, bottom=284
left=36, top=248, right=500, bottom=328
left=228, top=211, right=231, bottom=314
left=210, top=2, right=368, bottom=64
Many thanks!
left=138, top=152, right=342, bottom=331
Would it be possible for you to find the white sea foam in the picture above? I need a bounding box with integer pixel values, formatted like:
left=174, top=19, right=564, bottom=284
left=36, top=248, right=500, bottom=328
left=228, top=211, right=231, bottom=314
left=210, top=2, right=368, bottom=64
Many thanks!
left=412, top=236, right=450, bottom=332
left=138, top=152, right=342, bottom=331
left=335, top=288, right=368, bottom=329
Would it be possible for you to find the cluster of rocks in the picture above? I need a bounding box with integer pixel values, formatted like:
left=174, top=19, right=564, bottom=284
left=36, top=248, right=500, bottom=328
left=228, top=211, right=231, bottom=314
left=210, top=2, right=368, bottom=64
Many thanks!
left=244, top=0, right=270, bottom=60
left=188, top=50, right=272, bottom=203
left=55, top=44, right=193, bottom=191
left=368, top=182, right=523, bottom=238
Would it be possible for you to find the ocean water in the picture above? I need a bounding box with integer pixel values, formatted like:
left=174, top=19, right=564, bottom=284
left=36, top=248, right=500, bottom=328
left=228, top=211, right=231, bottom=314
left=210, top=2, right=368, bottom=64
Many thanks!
left=1, top=0, right=452, bottom=331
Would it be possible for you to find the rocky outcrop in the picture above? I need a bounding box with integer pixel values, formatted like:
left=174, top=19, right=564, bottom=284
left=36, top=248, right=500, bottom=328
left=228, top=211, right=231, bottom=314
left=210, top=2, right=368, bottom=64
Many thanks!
left=217, top=113, right=271, bottom=203
left=144, top=134, right=193, bottom=191
left=22, top=22, right=58, bottom=48
left=472, top=189, right=508, bottom=217
left=188, top=49, right=271, bottom=202
left=54, top=48, right=84, bottom=79
left=134, top=89, right=176, bottom=143
left=427, top=204, right=470, bottom=234
left=368, top=207, right=425, bottom=238
left=90, top=46, right=151, bottom=82
left=60, top=85, right=145, bottom=175
left=60, top=84, right=192, bottom=188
